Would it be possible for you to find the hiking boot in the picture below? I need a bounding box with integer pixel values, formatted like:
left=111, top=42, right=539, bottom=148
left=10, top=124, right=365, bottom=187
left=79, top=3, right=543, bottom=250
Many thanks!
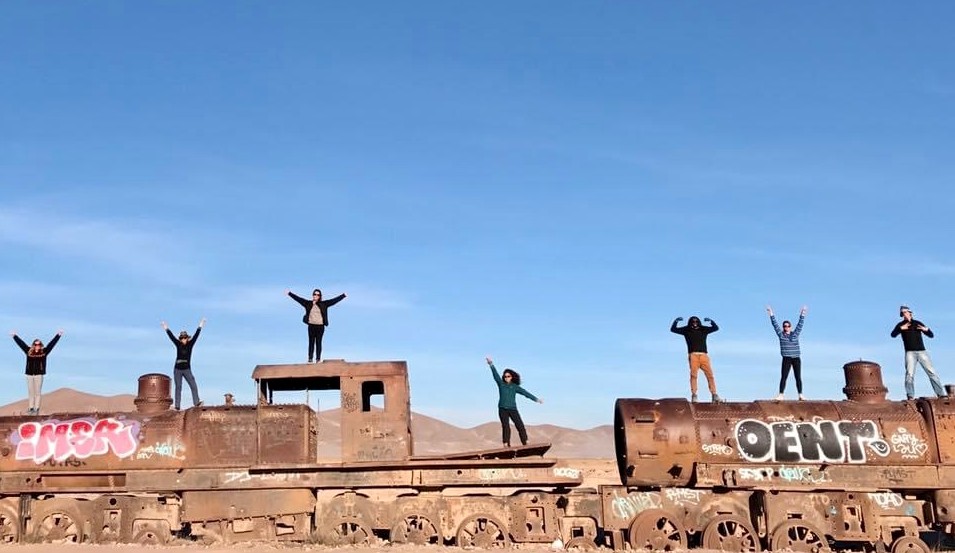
left=196, top=401, right=204, bottom=407
left=307, top=358, right=313, bottom=363
left=712, top=394, right=723, bottom=403
left=798, top=394, right=806, bottom=401
left=691, top=394, right=698, bottom=403
left=906, top=395, right=914, bottom=401
left=774, top=393, right=784, bottom=402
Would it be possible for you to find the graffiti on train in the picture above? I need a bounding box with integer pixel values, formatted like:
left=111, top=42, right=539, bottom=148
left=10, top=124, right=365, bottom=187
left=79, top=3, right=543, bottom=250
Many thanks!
left=12, top=417, right=140, bottom=463
left=735, top=418, right=891, bottom=463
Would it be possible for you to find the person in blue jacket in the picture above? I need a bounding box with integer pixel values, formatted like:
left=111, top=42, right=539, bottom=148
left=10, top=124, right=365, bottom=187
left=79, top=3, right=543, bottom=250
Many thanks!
left=485, top=356, right=543, bottom=447
left=767, top=305, right=807, bottom=401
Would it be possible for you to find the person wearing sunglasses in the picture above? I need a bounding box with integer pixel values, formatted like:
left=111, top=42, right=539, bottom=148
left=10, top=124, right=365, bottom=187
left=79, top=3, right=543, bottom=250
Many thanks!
left=485, top=356, right=543, bottom=448
left=286, top=287, right=347, bottom=363
left=767, top=305, right=807, bottom=401
left=10, top=329, right=64, bottom=415
left=161, top=318, right=205, bottom=410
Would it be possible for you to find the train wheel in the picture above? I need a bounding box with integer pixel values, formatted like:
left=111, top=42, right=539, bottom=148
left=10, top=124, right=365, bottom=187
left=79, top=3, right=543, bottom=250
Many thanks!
left=891, top=536, right=931, bottom=553
left=322, top=517, right=372, bottom=546
left=702, top=515, right=761, bottom=552
left=770, top=520, right=830, bottom=553
left=132, top=522, right=169, bottom=545
left=455, top=514, right=510, bottom=548
left=0, top=505, right=19, bottom=544
left=32, top=508, right=84, bottom=544
left=391, top=513, right=439, bottom=545
left=628, top=509, right=687, bottom=551
left=565, top=536, right=598, bottom=550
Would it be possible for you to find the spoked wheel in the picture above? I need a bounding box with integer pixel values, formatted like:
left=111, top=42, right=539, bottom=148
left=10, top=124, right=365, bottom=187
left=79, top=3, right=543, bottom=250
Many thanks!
left=565, top=536, right=598, bottom=550
left=0, top=506, right=20, bottom=544
left=323, top=517, right=372, bottom=546
left=32, top=509, right=83, bottom=544
left=133, top=522, right=169, bottom=545
left=628, top=509, right=687, bottom=551
left=391, top=513, right=439, bottom=545
left=456, top=514, right=510, bottom=548
left=891, top=536, right=931, bottom=553
left=702, top=515, right=761, bottom=552
left=770, top=520, right=830, bottom=553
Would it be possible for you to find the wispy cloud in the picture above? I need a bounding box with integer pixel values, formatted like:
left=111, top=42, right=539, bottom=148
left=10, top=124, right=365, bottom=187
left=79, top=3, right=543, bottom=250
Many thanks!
left=0, top=207, right=199, bottom=285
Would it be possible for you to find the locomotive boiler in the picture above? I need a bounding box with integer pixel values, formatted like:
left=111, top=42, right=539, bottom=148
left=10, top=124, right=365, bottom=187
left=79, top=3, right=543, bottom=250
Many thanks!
left=611, top=360, right=955, bottom=553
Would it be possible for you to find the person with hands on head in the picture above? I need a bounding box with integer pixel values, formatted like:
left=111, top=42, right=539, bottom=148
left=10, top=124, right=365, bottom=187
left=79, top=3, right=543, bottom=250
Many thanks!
left=485, top=356, right=543, bottom=448
left=286, top=288, right=347, bottom=363
left=891, top=305, right=945, bottom=400
left=670, top=315, right=722, bottom=403
left=10, top=329, right=64, bottom=415
left=162, top=318, right=205, bottom=410
left=768, top=305, right=808, bottom=401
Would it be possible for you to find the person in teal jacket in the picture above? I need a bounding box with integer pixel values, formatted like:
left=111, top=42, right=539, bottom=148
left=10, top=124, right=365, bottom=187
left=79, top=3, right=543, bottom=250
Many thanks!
left=485, top=356, right=543, bottom=447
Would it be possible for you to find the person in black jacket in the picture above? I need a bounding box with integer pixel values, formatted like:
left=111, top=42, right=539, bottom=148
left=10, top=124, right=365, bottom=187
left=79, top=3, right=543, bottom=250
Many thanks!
left=162, top=318, right=205, bottom=410
left=10, top=329, right=63, bottom=415
left=891, top=305, right=945, bottom=400
left=286, top=288, right=347, bottom=362
left=670, top=316, right=722, bottom=403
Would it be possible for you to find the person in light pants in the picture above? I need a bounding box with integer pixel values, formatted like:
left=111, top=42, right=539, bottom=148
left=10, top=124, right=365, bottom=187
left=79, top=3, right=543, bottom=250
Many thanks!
left=10, top=330, right=64, bottom=415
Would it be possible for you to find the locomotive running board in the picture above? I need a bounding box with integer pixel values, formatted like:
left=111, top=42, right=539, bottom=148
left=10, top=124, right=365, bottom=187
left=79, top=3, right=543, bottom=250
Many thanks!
left=410, top=442, right=551, bottom=461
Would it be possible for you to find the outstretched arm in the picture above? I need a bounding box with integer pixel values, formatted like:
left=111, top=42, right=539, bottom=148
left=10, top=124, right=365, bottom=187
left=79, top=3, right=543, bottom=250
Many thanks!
left=769, top=314, right=782, bottom=337
left=11, top=333, right=28, bottom=353
left=516, top=386, right=541, bottom=403
left=324, top=293, right=347, bottom=307
left=792, top=312, right=806, bottom=338
left=45, top=332, right=63, bottom=353
left=486, top=356, right=502, bottom=385
left=286, top=290, right=309, bottom=307
left=191, top=320, right=205, bottom=343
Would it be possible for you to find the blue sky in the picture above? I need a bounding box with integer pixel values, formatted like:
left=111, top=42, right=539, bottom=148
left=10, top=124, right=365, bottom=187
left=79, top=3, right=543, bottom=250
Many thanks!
left=2, top=2, right=953, bottom=429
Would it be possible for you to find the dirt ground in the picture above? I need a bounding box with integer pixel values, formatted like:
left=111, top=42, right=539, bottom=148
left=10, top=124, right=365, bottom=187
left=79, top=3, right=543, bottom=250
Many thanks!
left=8, top=546, right=576, bottom=553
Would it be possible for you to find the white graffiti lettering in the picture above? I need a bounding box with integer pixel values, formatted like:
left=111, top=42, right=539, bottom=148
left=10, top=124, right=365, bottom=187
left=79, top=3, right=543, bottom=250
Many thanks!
left=477, top=468, right=527, bottom=481
left=552, top=467, right=581, bottom=479
left=890, top=427, right=928, bottom=459
left=738, top=468, right=772, bottom=482
left=702, top=443, right=734, bottom=456
left=735, top=418, right=890, bottom=464
left=610, top=491, right=662, bottom=520
left=136, top=440, right=185, bottom=461
left=868, top=492, right=905, bottom=509
left=777, top=465, right=831, bottom=484
left=664, top=488, right=704, bottom=505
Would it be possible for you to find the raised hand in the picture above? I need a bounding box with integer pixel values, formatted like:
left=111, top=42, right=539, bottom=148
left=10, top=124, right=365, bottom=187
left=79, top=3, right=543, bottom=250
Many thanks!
left=801, top=305, right=808, bottom=316
left=704, top=317, right=712, bottom=323
left=199, top=318, right=207, bottom=327
left=766, top=305, right=774, bottom=316
left=284, top=288, right=291, bottom=295
left=675, top=317, right=684, bottom=322
left=56, top=329, right=65, bottom=336
left=485, top=356, right=494, bottom=365
left=537, top=399, right=544, bottom=404
left=9, top=330, right=15, bottom=337
left=161, top=321, right=169, bottom=330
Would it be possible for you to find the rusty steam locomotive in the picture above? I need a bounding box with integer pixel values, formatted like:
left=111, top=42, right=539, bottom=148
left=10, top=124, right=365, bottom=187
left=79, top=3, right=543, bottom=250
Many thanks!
left=0, top=358, right=952, bottom=552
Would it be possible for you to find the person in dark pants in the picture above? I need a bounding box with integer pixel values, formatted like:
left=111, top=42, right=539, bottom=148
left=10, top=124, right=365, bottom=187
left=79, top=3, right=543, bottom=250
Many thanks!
left=10, top=329, right=64, bottom=415
left=162, top=318, right=205, bottom=410
left=891, top=305, right=945, bottom=400
left=670, top=316, right=722, bottom=403
left=485, top=356, right=543, bottom=447
left=767, top=305, right=807, bottom=401
left=286, top=288, right=347, bottom=362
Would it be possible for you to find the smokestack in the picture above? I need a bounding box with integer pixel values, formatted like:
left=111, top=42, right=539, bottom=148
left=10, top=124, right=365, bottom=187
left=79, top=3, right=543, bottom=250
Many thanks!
left=134, top=373, right=173, bottom=414
left=842, top=360, right=888, bottom=403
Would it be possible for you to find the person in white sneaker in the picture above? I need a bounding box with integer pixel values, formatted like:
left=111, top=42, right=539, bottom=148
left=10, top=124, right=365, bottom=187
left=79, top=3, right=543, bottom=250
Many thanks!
left=10, top=329, right=63, bottom=415
left=767, top=305, right=807, bottom=401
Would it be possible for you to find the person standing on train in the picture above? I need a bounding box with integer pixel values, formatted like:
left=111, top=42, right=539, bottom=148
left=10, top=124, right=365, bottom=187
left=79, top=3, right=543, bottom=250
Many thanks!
left=10, top=329, right=64, bottom=415
left=670, top=316, right=722, bottom=403
left=891, top=305, right=945, bottom=400
left=767, top=305, right=808, bottom=401
left=485, top=356, right=543, bottom=447
left=286, top=288, right=347, bottom=363
left=162, top=318, right=205, bottom=410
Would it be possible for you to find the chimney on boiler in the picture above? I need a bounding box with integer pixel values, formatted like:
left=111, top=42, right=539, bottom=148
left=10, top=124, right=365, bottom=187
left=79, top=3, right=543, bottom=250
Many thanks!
left=842, top=360, right=889, bottom=403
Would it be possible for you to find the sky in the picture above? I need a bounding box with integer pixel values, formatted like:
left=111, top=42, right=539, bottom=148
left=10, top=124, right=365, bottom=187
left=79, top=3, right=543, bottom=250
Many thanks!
left=1, top=2, right=954, bottom=430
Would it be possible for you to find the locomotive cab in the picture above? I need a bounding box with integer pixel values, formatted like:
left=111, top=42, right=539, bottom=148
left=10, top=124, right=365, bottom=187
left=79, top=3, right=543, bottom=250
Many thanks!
left=252, top=359, right=414, bottom=463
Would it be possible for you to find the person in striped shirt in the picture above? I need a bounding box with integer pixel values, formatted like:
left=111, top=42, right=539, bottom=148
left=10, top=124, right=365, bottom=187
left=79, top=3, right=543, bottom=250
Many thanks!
left=767, top=305, right=807, bottom=401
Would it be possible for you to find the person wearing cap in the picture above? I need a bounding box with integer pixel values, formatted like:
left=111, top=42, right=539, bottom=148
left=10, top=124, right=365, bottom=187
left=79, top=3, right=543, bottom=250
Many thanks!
left=670, top=315, right=722, bottom=403
left=286, top=288, right=347, bottom=363
left=9, top=329, right=64, bottom=415
left=767, top=305, right=808, bottom=401
left=891, top=305, right=945, bottom=400
left=161, top=318, right=205, bottom=410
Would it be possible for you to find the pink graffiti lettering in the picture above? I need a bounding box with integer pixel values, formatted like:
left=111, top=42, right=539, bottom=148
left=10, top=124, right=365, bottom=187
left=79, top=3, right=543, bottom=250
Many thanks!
left=15, top=418, right=139, bottom=463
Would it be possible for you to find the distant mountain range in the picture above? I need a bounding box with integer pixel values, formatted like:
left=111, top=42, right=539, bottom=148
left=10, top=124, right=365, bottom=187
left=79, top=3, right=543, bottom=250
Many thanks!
left=0, top=388, right=615, bottom=459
